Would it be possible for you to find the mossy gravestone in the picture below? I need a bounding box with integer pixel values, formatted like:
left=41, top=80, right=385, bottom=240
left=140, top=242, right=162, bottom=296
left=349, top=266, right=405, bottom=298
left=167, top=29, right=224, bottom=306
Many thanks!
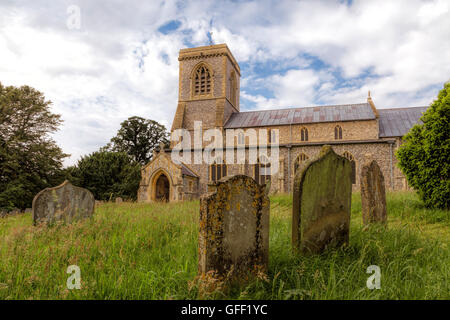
left=292, top=145, right=352, bottom=254
left=198, top=175, right=269, bottom=278
left=361, top=160, right=387, bottom=225
left=32, top=180, right=95, bottom=225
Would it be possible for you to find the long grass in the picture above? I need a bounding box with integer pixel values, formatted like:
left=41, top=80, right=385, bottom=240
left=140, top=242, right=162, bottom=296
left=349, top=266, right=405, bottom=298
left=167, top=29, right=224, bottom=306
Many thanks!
left=0, top=191, right=448, bottom=299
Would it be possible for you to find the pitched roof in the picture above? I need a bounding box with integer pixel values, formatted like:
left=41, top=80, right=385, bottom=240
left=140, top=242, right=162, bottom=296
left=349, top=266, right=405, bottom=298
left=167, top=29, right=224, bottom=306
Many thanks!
left=378, top=107, right=428, bottom=137
left=224, top=103, right=376, bottom=129
left=181, top=164, right=198, bottom=178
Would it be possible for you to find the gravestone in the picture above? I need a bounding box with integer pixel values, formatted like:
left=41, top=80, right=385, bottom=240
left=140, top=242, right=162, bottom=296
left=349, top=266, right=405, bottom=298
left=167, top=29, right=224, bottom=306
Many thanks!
left=360, top=160, right=387, bottom=225
left=32, top=180, right=95, bottom=225
left=292, top=145, right=352, bottom=254
left=115, top=197, right=123, bottom=204
left=0, top=208, right=21, bottom=218
left=95, top=200, right=104, bottom=207
left=198, top=175, right=269, bottom=278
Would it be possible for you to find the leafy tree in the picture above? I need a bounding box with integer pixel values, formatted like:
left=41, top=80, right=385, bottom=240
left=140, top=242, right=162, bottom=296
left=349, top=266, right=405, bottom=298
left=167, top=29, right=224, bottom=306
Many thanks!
left=107, top=116, right=169, bottom=165
left=70, top=151, right=141, bottom=201
left=397, top=83, right=450, bottom=209
left=0, top=82, right=68, bottom=210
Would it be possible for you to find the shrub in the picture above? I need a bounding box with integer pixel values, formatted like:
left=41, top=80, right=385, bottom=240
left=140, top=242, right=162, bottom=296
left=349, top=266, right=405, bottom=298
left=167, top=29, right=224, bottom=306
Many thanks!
left=70, top=151, right=141, bottom=201
left=396, top=83, right=450, bottom=209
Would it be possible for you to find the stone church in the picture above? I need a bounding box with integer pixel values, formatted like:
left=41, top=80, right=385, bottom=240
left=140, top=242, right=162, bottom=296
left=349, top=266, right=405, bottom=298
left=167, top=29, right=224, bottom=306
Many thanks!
left=137, top=44, right=427, bottom=202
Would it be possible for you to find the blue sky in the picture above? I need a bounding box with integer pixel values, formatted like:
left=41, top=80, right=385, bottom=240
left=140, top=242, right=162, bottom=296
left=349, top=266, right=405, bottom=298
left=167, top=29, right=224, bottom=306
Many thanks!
left=0, top=0, right=449, bottom=165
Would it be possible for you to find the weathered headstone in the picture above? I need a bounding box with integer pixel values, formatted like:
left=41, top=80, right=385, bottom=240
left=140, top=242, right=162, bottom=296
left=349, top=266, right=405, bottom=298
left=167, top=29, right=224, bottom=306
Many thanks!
left=115, top=197, right=123, bottom=204
left=292, top=145, right=352, bottom=254
left=198, top=175, right=269, bottom=279
left=95, top=200, right=104, bottom=207
left=360, top=160, right=387, bottom=225
left=32, top=180, right=95, bottom=225
left=0, top=208, right=21, bottom=218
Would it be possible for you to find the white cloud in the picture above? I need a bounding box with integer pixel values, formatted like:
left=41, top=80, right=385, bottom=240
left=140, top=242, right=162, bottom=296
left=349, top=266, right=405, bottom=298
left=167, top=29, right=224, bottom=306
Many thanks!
left=0, top=0, right=449, bottom=165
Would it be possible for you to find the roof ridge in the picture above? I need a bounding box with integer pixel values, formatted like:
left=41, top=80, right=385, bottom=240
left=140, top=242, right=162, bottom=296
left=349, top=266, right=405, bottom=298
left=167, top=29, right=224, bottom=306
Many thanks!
left=378, top=106, right=428, bottom=111
left=180, top=163, right=199, bottom=177
left=234, top=102, right=369, bottom=115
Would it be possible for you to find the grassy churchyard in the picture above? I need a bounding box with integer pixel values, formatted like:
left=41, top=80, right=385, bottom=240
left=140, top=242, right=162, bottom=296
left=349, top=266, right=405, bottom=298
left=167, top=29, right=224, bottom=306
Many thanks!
left=0, top=191, right=448, bottom=300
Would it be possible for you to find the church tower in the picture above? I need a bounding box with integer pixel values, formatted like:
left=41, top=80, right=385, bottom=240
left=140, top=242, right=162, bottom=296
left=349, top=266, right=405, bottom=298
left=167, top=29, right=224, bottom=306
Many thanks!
left=171, top=44, right=240, bottom=134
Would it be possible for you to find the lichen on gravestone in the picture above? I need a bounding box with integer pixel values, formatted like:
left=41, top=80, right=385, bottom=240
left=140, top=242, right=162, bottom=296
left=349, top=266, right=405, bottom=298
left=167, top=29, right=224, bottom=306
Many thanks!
left=32, top=180, right=95, bottom=225
left=198, top=175, right=269, bottom=281
left=360, top=160, right=387, bottom=225
left=292, top=145, right=352, bottom=254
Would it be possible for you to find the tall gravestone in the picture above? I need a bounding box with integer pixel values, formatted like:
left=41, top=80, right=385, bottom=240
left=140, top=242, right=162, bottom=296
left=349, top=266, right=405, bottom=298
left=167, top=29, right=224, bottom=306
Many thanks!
left=292, top=145, right=352, bottom=254
left=360, top=160, right=387, bottom=225
left=32, top=180, right=95, bottom=225
left=198, top=175, right=269, bottom=278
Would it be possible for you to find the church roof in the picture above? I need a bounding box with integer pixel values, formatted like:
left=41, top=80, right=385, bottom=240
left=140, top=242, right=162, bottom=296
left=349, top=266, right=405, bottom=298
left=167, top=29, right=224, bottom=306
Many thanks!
left=181, top=164, right=198, bottom=178
left=378, top=106, right=428, bottom=137
left=224, top=103, right=376, bottom=128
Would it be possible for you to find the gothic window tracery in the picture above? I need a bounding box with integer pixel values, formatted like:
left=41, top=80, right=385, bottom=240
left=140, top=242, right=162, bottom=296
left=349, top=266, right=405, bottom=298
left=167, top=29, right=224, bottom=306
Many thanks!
left=194, top=64, right=212, bottom=96
left=300, top=127, right=308, bottom=141
left=294, top=153, right=309, bottom=173
left=255, top=155, right=271, bottom=185
left=210, top=159, right=227, bottom=182
left=342, top=151, right=356, bottom=184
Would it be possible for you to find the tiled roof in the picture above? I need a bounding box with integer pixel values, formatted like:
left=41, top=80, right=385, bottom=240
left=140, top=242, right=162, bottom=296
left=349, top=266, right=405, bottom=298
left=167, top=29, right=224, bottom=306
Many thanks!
left=378, top=107, right=428, bottom=137
left=181, top=164, right=198, bottom=178
left=224, top=103, right=376, bottom=129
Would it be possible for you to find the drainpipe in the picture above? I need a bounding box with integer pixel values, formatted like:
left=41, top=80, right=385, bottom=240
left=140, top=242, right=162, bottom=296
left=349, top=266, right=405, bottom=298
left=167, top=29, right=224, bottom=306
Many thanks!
left=389, top=142, right=394, bottom=190
left=288, top=120, right=293, bottom=192
left=287, top=146, right=291, bottom=192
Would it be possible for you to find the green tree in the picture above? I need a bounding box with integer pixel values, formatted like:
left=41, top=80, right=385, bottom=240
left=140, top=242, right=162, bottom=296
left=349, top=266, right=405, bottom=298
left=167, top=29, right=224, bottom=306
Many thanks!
left=70, top=151, right=141, bottom=201
left=397, top=83, right=450, bottom=209
left=0, top=83, right=68, bottom=210
left=108, top=116, right=169, bottom=165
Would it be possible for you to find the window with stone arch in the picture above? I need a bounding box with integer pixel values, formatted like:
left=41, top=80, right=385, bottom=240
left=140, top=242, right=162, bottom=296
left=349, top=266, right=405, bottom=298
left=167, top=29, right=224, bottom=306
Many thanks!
left=342, top=151, right=356, bottom=184
left=193, top=64, right=212, bottom=96
left=334, top=125, right=343, bottom=140
left=229, top=72, right=237, bottom=106
left=254, top=155, right=271, bottom=185
left=209, top=158, right=227, bottom=182
left=237, top=131, right=245, bottom=145
left=300, top=127, right=309, bottom=141
left=294, top=153, right=309, bottom=173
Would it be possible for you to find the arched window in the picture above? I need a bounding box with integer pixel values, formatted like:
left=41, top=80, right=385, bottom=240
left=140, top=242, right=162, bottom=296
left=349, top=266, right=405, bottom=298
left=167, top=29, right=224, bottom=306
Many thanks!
left=294, top=153, right=309, bottom=173
left=194, top=64, right=212, bottom=95
left=238, top=132, right=245, bottom=145
left=342, top=151, right=356, bottom=184
left=229, top=72, right=237, bottom=106
left=300, top=127, right=308, bottom=141
left=334, top=125, right=343, bottom=140
left=254, top=155, right=271, bottom=185
left=210, top=159, right=227, bottom=182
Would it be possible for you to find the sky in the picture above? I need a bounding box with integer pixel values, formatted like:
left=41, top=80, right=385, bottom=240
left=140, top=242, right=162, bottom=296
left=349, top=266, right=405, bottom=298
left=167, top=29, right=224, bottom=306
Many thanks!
left=0, top=0, right=449, bottom=166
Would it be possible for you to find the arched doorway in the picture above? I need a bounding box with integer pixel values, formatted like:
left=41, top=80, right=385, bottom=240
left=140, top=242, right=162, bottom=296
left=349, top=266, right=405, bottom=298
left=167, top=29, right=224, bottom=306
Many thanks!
left=154, top=173, right=170, bottom=202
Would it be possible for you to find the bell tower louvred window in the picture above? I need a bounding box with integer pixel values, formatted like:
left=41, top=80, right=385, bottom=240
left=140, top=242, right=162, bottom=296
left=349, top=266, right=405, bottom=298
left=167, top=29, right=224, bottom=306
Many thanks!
left=194, top=65, right=212, bottom=95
